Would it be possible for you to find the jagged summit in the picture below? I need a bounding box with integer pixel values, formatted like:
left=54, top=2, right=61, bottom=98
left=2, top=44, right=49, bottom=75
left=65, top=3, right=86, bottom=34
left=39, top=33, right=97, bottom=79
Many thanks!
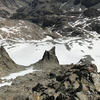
left=41, top=47, right=59, bottom=64
left=34, top=47, right=59, bottom=69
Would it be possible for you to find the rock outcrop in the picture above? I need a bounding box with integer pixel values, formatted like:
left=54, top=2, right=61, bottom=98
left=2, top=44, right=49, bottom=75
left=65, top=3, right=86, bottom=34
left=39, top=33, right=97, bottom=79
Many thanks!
left=0, top=46, right=17, bottom=76
left=83, top=8, right=100, bottom=17
left=34, top=47, right=59, bottom=69
left=41, top=47, right=59, bottom=64
left=74, top=0, right=100, bottom=7
left=90, top=21, right=100, bottom=34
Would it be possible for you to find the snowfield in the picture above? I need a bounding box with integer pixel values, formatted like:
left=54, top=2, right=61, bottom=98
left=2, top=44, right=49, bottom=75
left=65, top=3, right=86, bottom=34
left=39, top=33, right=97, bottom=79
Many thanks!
left=3, top=36, right=100, bottom=72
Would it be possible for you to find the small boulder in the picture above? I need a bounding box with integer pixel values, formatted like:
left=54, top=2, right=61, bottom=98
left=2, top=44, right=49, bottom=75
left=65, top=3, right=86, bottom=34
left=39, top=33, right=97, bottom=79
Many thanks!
left=72, top=81, right=80, bottom=90
left=91, top=73, right=100, bottom=92
left=82, top=83, right=89, bottom=92
left=44, top=88, right=55, bottom=96
left=63, top=81, right=71, bottom=90
left=69, top=74, right=78, bottom=83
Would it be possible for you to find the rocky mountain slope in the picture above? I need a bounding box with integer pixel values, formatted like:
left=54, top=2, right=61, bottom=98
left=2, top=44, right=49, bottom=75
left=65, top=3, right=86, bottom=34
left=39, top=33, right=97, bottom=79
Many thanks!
left=74, top=0, right=100, bottom=7
left=10, top=0, right=100, bottom=38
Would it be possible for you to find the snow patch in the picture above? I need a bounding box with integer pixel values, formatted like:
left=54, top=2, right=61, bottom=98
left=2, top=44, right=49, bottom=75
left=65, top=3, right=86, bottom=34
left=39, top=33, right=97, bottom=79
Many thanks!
left=79, top=8, right=82, bottom=11
left=5, top=42, right=54, bottom=66
left=0, top=82, right=12, bottom=87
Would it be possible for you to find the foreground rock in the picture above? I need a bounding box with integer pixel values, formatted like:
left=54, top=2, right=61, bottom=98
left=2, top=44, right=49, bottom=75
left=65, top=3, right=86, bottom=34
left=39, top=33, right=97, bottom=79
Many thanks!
left=1, top=64, right=98, bottom=100
left=26, top=64, right=99, bottom=100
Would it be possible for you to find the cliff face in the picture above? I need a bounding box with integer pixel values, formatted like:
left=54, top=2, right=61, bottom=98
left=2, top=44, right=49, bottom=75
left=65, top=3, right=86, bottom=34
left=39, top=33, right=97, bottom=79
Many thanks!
left=0, top=46, right=17, bottom=76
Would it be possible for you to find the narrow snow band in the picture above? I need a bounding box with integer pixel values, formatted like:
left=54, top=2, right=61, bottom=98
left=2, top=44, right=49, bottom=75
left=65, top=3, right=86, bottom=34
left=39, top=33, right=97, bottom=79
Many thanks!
left=0, top=66, right=42, bottom=87
left=0, top=82, right=12, bottom=87
left=1, top=66, right=41, bottom=80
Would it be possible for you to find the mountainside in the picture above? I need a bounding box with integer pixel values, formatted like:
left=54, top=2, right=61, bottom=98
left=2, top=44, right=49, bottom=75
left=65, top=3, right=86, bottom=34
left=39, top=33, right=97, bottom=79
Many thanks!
left=0, top=46, right=17, bottom=77
left=10, top=0, right=100, bottom=36
left=0, top=0, right=98, bottom=71
left=0, top=0, right=33, bottom=17
left=1, top=0, right=100, bottom=18
left=0, top=0, right=100, bottom=100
